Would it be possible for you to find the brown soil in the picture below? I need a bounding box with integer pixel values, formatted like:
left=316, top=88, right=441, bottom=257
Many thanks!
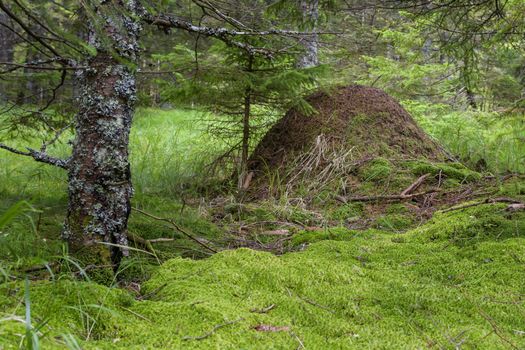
left=249, top=85, right=446, bottom=176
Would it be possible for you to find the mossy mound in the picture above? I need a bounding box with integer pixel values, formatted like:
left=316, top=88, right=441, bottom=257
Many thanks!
left=248, top=85, right=448, bottom=194
left=2, top=204, right=524, bottom=349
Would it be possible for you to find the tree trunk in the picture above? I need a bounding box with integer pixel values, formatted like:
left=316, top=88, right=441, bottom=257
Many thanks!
left=63, top=1, right=141, bottom=271
left=239, top=86, right=251, bottom=190
left=297, top=0, right=319, bottom=68
left=0, top=12, right=16, bottom=102
left=238, top=55, right=254, bottom=191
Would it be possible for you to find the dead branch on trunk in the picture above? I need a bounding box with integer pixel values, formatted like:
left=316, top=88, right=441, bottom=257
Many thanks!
left=0, top=143, right=69, bottom=169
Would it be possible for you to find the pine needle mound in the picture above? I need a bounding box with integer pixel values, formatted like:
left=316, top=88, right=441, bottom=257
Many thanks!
left=248, top=85, right=448, bottom=196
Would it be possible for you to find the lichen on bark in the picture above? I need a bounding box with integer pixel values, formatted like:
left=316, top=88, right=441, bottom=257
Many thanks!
left=63, top=0, right=141, bottom=269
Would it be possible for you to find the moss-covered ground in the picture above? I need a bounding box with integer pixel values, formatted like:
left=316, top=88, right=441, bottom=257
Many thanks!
left=1, top=201, right=524, bottom=349
left=1, top=108, right=524, bottom=349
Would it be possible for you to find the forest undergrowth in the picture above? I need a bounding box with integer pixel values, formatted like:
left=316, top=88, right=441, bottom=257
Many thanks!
left=0, top=107, right=524, bottom=349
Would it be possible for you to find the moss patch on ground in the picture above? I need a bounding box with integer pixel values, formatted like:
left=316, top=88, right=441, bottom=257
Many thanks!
left=404, top=160, right=482, bottom=182
left=1, top=202, right=524, bottom=349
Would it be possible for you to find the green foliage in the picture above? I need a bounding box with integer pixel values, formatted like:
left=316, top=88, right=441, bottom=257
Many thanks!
left=415, top=111, right=525, bottom=174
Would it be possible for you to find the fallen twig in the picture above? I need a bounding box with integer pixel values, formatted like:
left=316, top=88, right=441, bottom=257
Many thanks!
left=132, top=207, right=218, bottom=254
left=478, top=309, right=520, bottom=349
left=250, top=304, right=276, bottom=313
left=182, top=317, right=245, bottom=341
left=341, top=189, right=439, bottom=203
left=441, top=197, right=524, bottom=213
left=401, top=173, right=430, bottom=196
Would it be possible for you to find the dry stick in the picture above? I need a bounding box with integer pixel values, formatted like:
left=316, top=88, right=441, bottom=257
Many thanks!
left=182, top=317, right=245, bottom=341
left=132, top=207, right=218, bottom=253
left=477, top=309, right=520, bottom=350
left=400, top=173, right=430, bottom=196
left=441, top=197, right=524, bottom=213
left=341, top=189, right=439, bottom=203
left=250, top=304, right=276, bottom=314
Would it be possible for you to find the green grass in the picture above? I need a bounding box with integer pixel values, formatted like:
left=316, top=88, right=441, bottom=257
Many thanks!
left=0, top=108, right=228, bottom=271
left=415, top=110, right=525, bottom=174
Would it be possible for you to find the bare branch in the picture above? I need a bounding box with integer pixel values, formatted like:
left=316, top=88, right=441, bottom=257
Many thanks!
left=0, top=0, right=62, bottom=58
left=0, top=143, right=69, bottom=169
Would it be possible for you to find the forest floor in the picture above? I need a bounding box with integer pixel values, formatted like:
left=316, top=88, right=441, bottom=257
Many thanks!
left=1, top=108, right=524, bottom=349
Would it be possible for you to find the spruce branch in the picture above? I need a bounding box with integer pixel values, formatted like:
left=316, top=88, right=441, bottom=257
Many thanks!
left=0, top=143, right=69, bottom=169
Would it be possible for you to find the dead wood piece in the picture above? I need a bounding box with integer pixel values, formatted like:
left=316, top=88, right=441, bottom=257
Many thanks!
left=253, top=324, right=290, bottom=332
left=182, top=318, right=245, bottom=341
left=506, top=203, right=525, bottom=212
left=242, top=171, right=254, bottom=190
left=401, top=173, right=430, bottom=196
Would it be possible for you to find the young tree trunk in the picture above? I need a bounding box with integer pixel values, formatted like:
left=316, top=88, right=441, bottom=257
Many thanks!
left=238, top=55, right=254, bottom=191
left=0, top=12, right=16, bottom=102
left=297, top=0, right=319, bottom=68
left=63, top=1, right=141, bottom=270
left=239, top=86, right=251, bottom=190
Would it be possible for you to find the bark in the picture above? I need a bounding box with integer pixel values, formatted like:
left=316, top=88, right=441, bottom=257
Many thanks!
left=239, top=55, right=253, bottom=191
left=63, top=1, right=141, bottom=269
left=239, top=87, right=251, bottom=190
left=297, top=0, right=319, bottom=68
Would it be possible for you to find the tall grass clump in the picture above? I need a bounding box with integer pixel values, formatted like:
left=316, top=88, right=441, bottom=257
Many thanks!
left=130, top=108, right=232, bottom=199
left=412, top=108, right=525, bottom=174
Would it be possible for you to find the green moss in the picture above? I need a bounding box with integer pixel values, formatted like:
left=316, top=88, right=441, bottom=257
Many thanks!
left=497, top=178, right=525, bottom=198
left=291, top=227, right=358, bottom=246
left=373, top=214, right=413, bottom=232
left=405, top=160, right=481, bottom=182
left=385, top=203, right=410, bottom=215
left=358, top=157, right=393, bottom=182
left=2, top=202, right=525, bottom=349
left=409, top=203, right=525, bottom=245
left=329, top=202, right=364, bottom=221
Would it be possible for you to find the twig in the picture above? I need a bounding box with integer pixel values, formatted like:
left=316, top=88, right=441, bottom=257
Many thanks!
left=127, top=232, right=155, bottom=254
left=120, top=306, right=152, bottom=322
left=148, top=238, right=176, bottom=243
left=132, top=207, right=218, bottom=253
left=441, top=197, right=524, bottom=213
left=401, top=173, right=430, bottom=196
left=478, top=309, right=520, bottom=349
left=182, top=317, right=245, bottom=341
left=342, top=189, right=439, bottom=203
left=137, top=283, right=167, bottom=301
left=290, top=331, right=305, bottom=349
left=0, top=143, right=69, bottom=169
left=250, top=304, right=276, bottom=313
